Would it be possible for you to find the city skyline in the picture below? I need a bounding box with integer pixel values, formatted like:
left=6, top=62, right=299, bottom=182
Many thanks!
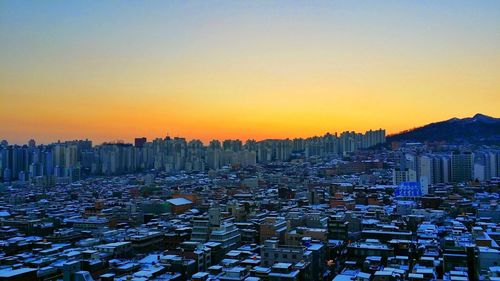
left=2, top=1, right=500, bottom=144
left=0, top=2, right=499, bottom=280
left=2, top=127, right=386, bottom=146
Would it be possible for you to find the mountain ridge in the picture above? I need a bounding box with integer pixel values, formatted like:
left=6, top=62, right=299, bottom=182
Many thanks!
left=387, top=113, right=500, bottom=144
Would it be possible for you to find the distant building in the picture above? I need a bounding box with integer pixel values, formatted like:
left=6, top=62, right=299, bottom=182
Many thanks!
left=0, top=267, right=37, bottom=281
left=395, top=182, right=422, bottom=198
left=134, top=137, right=147, bottom=148
left=393, top=168, right=417, bottom=185
left=451, top=151, right=474, bottom=183
left=166, top=198, right=193, bottom=214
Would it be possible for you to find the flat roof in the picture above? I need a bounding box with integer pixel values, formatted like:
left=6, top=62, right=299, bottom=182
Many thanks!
left=167, top=198, right=193, bottom=205
left=0, top=268, right=37, bottom=277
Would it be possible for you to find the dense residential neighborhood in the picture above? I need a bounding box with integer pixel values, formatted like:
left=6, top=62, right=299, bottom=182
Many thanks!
left=0, top=134, right=499, bottom=280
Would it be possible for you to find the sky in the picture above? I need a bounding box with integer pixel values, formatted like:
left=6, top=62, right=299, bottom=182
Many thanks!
left=1, top=1, right=499, bottom=144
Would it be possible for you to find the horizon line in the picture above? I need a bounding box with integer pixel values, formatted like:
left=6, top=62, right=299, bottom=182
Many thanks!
left=2, top=128, right=387, bottom=147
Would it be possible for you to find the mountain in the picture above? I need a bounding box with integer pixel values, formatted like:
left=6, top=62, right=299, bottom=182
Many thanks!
left=387, top=114, right=500, bottom=144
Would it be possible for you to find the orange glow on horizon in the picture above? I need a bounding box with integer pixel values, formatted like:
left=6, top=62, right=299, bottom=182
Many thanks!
left=1, top=1, right=499, bottom=144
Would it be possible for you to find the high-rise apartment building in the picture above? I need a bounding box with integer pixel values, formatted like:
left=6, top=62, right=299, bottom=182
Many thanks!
left=451, top=151, right=474, bottom=183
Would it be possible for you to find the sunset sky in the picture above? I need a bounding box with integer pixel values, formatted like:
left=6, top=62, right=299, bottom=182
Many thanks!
left=1, top=1, right=499, bottom=144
